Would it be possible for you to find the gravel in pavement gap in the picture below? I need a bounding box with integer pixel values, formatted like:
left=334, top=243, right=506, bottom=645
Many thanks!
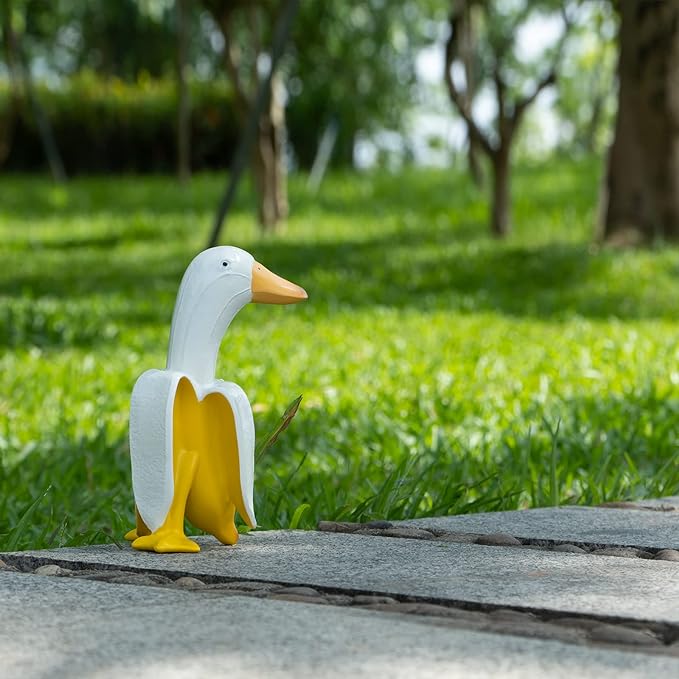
left=3, top=553, right=679, bottom=658
left=315, top=521, right=679, bottom=561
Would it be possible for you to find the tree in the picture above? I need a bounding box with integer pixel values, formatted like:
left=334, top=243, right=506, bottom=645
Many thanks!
left=553, top=2, right=617, bottom=157
left=601, top=1, right=679, bottom=244
left=444, top=1, right=573, bottom=237
left=1, top=0, right=65, bottom=181
left=447, top=1, right=483, bottom=186
left=0, top=0, right=21, bottom=165
left=202, top=0, right=289, bottom=232
left=287, top=0, right=423, bottom=169
left=206, top=0, right=297, bottom=247
left=176, top=0, right=191, bottom=184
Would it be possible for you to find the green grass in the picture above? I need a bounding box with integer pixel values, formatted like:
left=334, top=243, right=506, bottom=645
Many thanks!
left=1, top=157, right=679, bottom=551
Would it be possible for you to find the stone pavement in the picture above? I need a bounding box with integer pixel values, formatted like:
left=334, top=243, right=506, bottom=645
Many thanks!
left=2, top=499, right=679, bottom=678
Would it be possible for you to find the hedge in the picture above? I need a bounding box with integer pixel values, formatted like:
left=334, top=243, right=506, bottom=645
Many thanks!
left=0, top=73, right=239, bottom=174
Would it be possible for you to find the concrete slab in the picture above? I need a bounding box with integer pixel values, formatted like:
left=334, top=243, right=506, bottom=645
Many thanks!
left=397, top=506, right=679, bottom=550
left=9, top=530, right=679, bottom=624
left=2, top=571, right=677, bottom=679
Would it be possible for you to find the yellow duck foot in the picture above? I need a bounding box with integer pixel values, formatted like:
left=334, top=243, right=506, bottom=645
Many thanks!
left=214, top=524, right=240, bottom=546
left=131, top=531, right=200, bottom=553
left=124, top=528, right=138, bottom=541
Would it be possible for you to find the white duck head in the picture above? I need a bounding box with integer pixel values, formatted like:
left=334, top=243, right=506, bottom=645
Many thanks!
left=166, top=246, right=307, bottom=383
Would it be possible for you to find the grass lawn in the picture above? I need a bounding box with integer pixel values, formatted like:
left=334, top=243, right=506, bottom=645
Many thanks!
left=1, top=156, right=679, bottom=551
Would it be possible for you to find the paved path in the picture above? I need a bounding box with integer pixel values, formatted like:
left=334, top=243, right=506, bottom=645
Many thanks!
left=397, top=503, right=679, bottom=549
left=10, top=529, right=679, bottom=623
left=3, top=499, right=679, bottom=678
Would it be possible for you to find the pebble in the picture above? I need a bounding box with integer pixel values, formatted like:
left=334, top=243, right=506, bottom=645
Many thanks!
left=210, top=581, right=279, bottom=592
left=174, top=576, right=206, bottom=589
left=588, top=623, right=661, bottom=646
left=436, top=608, right=488, bottom=625
left=72, top=569, right=140, bottom=582
left=654, top=549, right=679, bottom=562
left=551, top=543, right=587, bottom=554
left=394, top=602, right=456, bottom=617
left=591, top=547, right=640, bottom=558
left=108, top=573, right=173, bottom=586
left=378, top=527, right=435, bottom=541
left=365, top=520, right=393, bottom=529
left=352, top=595, right=398, bottom=606
left=434, top=532, right=481, bottom=544
left=269, top=593, right=327, bottom=605
left=489, top=620, right=585, bottom=644
left=550, top=616, right=601, bottom=630
left=598, top=501, right=643, bottom=510
left=316, top=521, right=358, bottom=533
left=476, top=533, right=522, bottom=547
left=487, top=608, right=538, bottom=623
left=0, top=558, right=18, bottom=572
left=34, top=564, right=73, bottom=577
left=637, top=550, right=655, bottom=559
left=271, top=585, right=322, bottom=597
left=361, top=602, right=494, bottom=627
left=207, top=588, right=257, bottom=598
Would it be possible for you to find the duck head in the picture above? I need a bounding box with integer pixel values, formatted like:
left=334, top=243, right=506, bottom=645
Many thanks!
left=166, top=246, right=307, bottom=383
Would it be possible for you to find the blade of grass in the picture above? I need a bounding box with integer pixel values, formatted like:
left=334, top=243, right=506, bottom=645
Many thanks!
left=289, top=503, right=310, bottom=529
left=547, top=418, right=561, bottom=507
left=4, top=485, right=52, bottom=551
left=256, top=395, right=303, bottom=462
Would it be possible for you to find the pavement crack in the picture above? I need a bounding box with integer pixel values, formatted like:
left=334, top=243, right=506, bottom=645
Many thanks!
left=3, top=552, right=679, bottom=658
left=316, top=521, right=679, bottom=562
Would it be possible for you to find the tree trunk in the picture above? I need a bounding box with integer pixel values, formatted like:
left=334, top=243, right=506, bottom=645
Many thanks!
left=4, top=0, right=65, bottom=181
left=251, top=73, right=287, bottom=232
left=467, top=130, right=483, bottom=187
left=602, top=0, right=679, bottom=243
left=459, top=3, right=483, bottom=187
left=252, top=118, right=287, bottom=232
left=269, top=72, right=288, bottom=222
left=176, top=0, right=191, bottom=184
left=0, top=0, right=20, bottom=166
left=491, top=147, right=511, bottom=238
left=252, top=118, right=276, bottom=230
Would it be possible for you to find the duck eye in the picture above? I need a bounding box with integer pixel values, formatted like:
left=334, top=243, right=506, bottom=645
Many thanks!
left=221, top=260, right=230, bottom=269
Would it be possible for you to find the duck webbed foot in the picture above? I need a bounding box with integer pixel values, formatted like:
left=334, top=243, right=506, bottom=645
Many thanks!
left=131, top=449, right=199, bottom=553
left=132, top=530, right=200, bottom=553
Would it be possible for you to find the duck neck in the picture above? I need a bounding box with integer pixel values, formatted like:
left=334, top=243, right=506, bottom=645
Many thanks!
left=166, top=293, right=248, bottom=384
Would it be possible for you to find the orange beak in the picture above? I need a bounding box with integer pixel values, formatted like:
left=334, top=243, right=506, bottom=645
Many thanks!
left=251, top=261, right=308, bottom=304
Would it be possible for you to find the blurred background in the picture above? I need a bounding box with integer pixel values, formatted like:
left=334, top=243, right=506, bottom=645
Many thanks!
left=1, top=0, right=678, bottom=550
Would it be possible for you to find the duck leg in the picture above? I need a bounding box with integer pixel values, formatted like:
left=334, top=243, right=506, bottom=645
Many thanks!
left=132, top=448, right=200, bottom=553
left=213, top=503, right=239, bottom=546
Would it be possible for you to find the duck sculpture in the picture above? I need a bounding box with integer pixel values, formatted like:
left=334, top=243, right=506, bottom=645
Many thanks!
left=125, top=246, right=307, bottom=553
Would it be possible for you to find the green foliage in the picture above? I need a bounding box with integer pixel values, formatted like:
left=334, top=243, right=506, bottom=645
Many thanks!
left=1, top=156, right=679, bottom=551
left=0, top=74, right=238, bottom=173
left=288, top=0, right=426, bottom=167
left=10, top=0, right=432, bottom=169
left=19, top=0, right=198, bottom=80
left=439, top=0, right=574, bottom=149
left=553, top=2, right=618, bottom=154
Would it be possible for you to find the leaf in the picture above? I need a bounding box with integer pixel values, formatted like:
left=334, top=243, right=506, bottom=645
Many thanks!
left=5, top=485, right=52, bottom=552
left=546, top=417, right=561, bottom=508
left=255, top=395, right=303, bottom=462
left=289, top=503, right=310, bottom=530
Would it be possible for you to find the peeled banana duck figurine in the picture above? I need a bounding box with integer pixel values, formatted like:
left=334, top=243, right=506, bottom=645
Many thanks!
left=125, top=246, right=307, bottom=553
